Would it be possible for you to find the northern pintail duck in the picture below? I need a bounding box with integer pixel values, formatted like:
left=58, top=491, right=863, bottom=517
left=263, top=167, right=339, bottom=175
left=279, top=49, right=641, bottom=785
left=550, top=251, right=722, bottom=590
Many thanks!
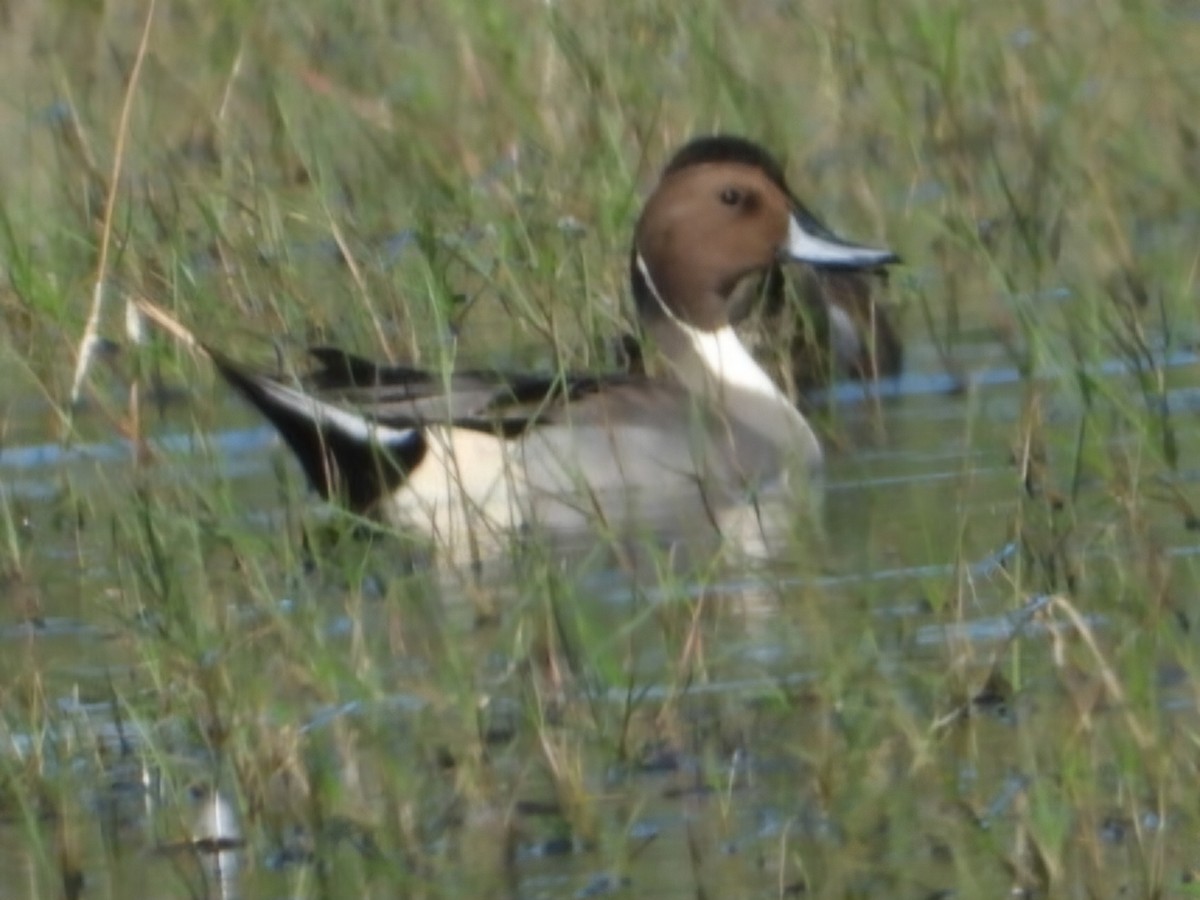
left=617, top=138, right=901, bottom=392
left=209, top=136, right=896, bottom=553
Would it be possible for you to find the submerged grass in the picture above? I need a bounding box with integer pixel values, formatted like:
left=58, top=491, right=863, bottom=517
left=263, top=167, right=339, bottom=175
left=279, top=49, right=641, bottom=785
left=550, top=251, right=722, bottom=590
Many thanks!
left=1, top=0, right=1199, bottom=896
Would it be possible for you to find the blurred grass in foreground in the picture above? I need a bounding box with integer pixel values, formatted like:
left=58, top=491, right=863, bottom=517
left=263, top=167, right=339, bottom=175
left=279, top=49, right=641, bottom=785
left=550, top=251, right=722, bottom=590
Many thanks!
left=0, top=0, right=1198, bottom=896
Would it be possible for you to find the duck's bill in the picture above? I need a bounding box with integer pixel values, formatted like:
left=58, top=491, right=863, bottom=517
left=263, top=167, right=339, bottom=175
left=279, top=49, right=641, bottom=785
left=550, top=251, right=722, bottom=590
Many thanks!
left=784, top=213, right=899, bottom=269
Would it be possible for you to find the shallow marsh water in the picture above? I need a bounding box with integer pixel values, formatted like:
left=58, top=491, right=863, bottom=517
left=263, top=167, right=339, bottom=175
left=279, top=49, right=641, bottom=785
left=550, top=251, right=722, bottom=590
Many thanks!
left=3, top=326, right=1200, bottom=897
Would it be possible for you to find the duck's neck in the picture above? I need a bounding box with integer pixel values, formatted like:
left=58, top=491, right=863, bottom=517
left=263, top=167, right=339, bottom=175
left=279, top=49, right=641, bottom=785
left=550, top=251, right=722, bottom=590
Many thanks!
left=634, top=255, right=821, bottom=473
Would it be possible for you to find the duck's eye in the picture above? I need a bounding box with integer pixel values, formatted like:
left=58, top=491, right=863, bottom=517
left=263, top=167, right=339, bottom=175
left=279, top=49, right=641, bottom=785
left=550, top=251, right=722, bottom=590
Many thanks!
left=719, top=187, right=743, bottom=207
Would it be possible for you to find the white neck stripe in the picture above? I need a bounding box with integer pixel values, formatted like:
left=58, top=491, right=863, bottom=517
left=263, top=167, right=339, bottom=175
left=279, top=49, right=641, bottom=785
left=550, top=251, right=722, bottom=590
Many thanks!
left=635, top=251, right=676, bottom=324
left=634, top=253, right=790, bottom=405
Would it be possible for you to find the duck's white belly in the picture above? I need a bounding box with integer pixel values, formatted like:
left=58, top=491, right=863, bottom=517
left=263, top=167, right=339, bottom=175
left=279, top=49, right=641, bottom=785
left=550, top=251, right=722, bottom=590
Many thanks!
left=520, top=421, right=745, bottom=529
left=376, top=415, right=813, bottom=559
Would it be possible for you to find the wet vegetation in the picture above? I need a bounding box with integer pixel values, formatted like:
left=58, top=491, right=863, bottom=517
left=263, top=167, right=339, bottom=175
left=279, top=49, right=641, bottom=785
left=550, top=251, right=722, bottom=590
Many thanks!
left=1, top=0, right=1199, bottom=896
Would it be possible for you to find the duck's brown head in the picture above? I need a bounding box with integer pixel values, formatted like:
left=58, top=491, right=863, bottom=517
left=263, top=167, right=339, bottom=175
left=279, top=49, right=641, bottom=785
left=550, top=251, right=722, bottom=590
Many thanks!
left=631, top=136, right=897, bottom=338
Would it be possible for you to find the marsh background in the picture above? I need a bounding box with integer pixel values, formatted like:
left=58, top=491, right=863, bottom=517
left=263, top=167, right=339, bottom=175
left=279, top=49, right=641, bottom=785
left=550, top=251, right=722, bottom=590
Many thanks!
left=1, top=0, right=1199, bottom=896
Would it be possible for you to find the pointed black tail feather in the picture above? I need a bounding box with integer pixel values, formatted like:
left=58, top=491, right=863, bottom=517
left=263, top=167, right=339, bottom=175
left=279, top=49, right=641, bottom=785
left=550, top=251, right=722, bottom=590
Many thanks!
left=206, top=348, right=426, bottom=513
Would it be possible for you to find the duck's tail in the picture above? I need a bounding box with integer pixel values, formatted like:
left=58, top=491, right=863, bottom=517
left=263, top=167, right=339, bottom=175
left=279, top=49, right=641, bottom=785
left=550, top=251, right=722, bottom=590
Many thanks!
left=132, top=297, right=424, bottom=512
left=206, top=350, right=426, bottom=513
